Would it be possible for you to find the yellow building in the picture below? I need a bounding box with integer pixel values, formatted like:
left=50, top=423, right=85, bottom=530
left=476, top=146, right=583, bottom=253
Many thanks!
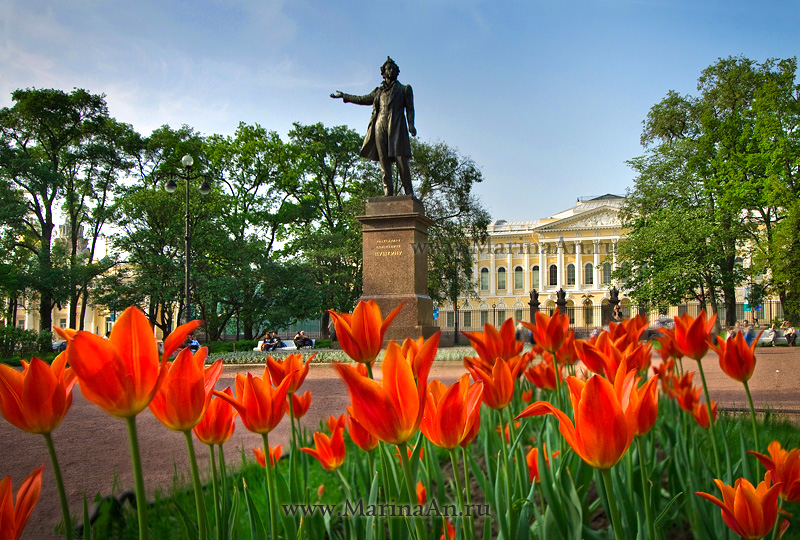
left=438, top=194, right=629, bottom=332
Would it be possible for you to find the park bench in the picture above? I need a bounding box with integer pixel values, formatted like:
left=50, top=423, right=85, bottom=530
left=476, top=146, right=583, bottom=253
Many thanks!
left=253, top=339, right=315, bottom=352
left=756, top=329, right=788, bottom=346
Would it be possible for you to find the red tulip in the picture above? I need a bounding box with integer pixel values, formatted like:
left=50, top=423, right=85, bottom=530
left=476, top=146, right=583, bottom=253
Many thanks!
left=252, top=445, right=282, bottom=468
left=301, top=427, right=346, bottom=471
left=149, top=347, right=223, bottom=432
left=213, top=371, right=293, bottom=434
left=520, top=309, right=570, bottom=354
left=623, top=372, right=659, bottom=437
left=288, top=391, right=312, bottom=419
left=654, top=331, right=684, bottom=362
left=416, top=481, right=426, bottom=505
left=691, top=401, right=718, bottom=429
left=524, top=354, right=561, bottom=391
left=0, top=465, right=44, bottom=540
left=65, top=306, right=201, bottom=418
left=266, top=353, right=314, bottom=394
left=466, top=356, right=516, bottom=411
left=335, top=338, right=434, bottom=445
left=696, top=475, right=783, bottom=539
left=750, top=441, right=800, bottom=502
left=400, top=334, right=440, bottom=380
left=326, top=414, right=346, bottom=434
left=674, top=310, right=717, bottom=361
left=347, top=410, right=379, bottom=451
left=462, top=318, right=523, bottom=364
left=193, top=387, right=237, bottom=446
left=526, top=443, right=558, bottom=483
left=0, top=355, right=77, bottom=434
left=518, top=374, right=635, bottom=470
left=328, top=300, right=403, bottom=364
left=710, top=332, right=759, bottom=383
left=420, top=374, right=483, bottom=449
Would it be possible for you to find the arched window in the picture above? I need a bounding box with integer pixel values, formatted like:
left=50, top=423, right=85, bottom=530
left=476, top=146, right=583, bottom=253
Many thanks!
left=549, top=264, right=558, bottom=286
left=584, top=263, right=594, bottom=285
left=567, top=264, right=575, bottom=286
left=514, top=266, right=523, bottom=289
left=532, top=266, right=539, bottom=289
left=602, top=262, right=612, bottom=284
left=497, top=267, right=506, bottom=290
left=480, top=268, right=489, bottom=291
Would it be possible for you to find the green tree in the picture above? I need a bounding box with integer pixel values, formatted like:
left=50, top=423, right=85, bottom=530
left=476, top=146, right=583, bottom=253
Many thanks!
left=0, top=88, right=110, bottom=335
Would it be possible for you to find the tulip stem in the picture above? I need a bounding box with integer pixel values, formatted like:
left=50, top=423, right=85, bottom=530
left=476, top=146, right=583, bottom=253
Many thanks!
left=461, top=445, right=477, bottom=540
left=261, top=433, right=279, bottom=539
left=208, top=445, right=222, bottom=540
left=743, top=380, right=761, bottom=456
left=184, top=431, right=208, bottom=540
left=695, top=360, right=722, bottom=476
left=601, top=468, right=624, bottom=540
left=43, top=432, right=73, bottom=540
left=125, top=415, right=149, bottom=540
left=771, top=498, right=784, bottom=540
left=636, top=437, right=657, bottom=540
left=449, top=449, right=474, bottom=540
left=397, top=441, right=429, bottom=540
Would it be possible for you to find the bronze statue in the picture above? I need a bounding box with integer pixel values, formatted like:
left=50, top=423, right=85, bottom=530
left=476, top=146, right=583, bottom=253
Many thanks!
left=331, top=57, right=416, bottom=197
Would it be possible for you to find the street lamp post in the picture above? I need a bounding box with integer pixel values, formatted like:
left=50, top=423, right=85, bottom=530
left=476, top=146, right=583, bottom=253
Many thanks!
left=165, top=155, right=211, bottom=324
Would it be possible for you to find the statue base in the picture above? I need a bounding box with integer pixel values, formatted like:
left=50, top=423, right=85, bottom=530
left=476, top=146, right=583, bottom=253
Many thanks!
left=356, top=196, right=439, bottom=343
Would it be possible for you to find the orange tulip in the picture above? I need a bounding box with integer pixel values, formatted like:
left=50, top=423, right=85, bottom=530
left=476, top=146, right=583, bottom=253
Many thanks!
left=400, top=334, right=440, bottom=380
left=574, top=334, right=622, bottom=381
left=0, top=465, right=44, bottom=540
left=149, top=347, right=223, bottom=432
left=252, top=445, right=282, bottom=468
left=520, top=309, right=570, bottom=354
left=524, top=355, right=561, bottom=391
left=347, top=410, right=379, bottom=451
left=691, top=401, right=718, bottom=429
left=420, top=374, right=483, bottom=449
left=328, top=300, right=403, bottom=364
left=608, top=314, right=649, bottom=349
left=696, top=475, right=783, bottom=540
left=193, top=387, right=237, bottom=446
left=301, top=427, right=346, bottom=471
left=213, top=371, right=293, bottom=434
left=623, top=372, right=659, bottom=437
left=466, top=356, right=516, bottom=410
left=710, top=332, right=759, bottom=383
left=522, top=389, right=533, bottom=403
left=462, top=318, right=523, bottom=364
left=526, top=443, right=558, bottom=483
left=65, top=306, right=201, bottom=418
left=750, top=441, right=800, bottom=502
left=517, top=374, right=635, bottom=470
left=0, top=355, right=77, bottom=434
left=266, top=353, right=314, bottom=394
left=654, top=331, right=684, bottom=362
left=326, top=414, right=346, bottom=434
left=674, top=310, right=717, bottom=361
left=288, top=391, right=312, bottom=419
left=441, top=520, right=456, bottom=540
left=416, top=481, right=426, bottom=505
left=335, top=339, right=433, bottom=445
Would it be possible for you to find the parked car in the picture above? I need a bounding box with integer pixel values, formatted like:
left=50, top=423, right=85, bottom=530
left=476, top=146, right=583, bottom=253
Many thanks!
left=642, top=317, right=674, bottom=341
left=52, top=341, right=68, bottom=352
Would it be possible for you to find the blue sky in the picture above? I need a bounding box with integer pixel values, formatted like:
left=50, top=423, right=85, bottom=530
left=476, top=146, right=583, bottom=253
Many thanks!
left=1, top=0, right=798, bottom=221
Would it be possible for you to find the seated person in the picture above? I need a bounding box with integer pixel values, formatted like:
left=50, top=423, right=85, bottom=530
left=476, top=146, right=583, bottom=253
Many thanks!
left=768, top=323, right=779, bottom=346
left=294, top=330, right=313, bottom=348
left=783, top=321, right=796, bottom=347
left=271, top=331, right=285, bottom=348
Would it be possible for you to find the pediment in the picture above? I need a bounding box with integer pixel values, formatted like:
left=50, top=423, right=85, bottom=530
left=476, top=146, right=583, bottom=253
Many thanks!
left=535, top=207, right=621, bottom=232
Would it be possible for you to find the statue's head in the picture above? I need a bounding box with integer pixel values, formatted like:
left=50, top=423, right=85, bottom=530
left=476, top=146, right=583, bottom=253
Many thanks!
left=381, top=57, right=400, bottom=78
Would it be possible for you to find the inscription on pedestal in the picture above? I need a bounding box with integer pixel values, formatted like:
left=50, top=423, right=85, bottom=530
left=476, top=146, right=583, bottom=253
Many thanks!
left=375, top=238, right=403, bottom=257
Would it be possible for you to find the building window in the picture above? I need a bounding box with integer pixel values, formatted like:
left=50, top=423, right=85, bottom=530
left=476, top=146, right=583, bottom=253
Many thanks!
left=463, top=311, right=472, bottom=328
left=480, top=310, right=489, bottom=326
left=59, top=318, right=67, bottom=329
left=497, top=268, right=506, bottom=290
left=480, top=268, right=489, bottom=291
left=514, top=266, right=523, bottom=290
left=532, top=266, right=539, bottom=289
left=549, top=265, right=558, bottom=286
left=602, top=263, right=612, bottom=284
left=446, top=311, right=455, bottom=328
left=584, top=263, right=594, bottom=285
left=515, top=309, right=523, bottom=322
left=567, top=264, right=575, bottom=286
left=17, top=319, right=25, bottom=330
left=105, top=317, right=114, bottom=335
left=496, top=310, right=506, bottom=325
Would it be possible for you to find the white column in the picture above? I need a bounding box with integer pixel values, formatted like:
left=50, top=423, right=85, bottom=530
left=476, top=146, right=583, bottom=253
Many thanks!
left=507, top=245, right=513, bottom=292
left=523, top=245, right=530, bottom=292
left=575, top=241, right=583, bottom=291
left=538, top=243, right=546, bottom=291
left=556, top=240, right=564, bottom=290
left=612, top=240, right=619, bottom=287
left=490, top=247, right=496, bottom=296
left=593, top=240, right=601, bottom=288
